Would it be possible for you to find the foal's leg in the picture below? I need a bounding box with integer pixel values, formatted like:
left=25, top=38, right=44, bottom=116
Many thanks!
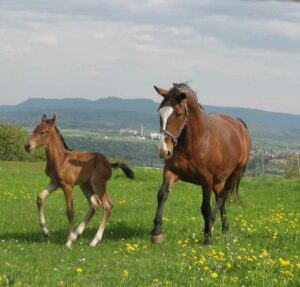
left=90, top=185, right=112, bottom=247
left=151, top=170, right=178, bottom=244
left=37, top=182, right=58, bottom=236
left=62, top=184, right=75, bottom=248
left=213, top=184, right=229, bottom=233
left=66, top=183, right=101, bottom=246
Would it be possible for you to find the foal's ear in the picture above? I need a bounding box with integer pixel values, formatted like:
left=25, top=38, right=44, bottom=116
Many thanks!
left=49, top=114, right=56, bottom=126
left=154, top=86, right=169, bottom=97
left=41, top=114, right=47, bottom=122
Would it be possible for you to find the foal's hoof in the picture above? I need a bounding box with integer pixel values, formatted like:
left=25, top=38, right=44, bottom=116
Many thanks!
left=151, top=234, right=164, bottom=244
left=42, top=228, right=49, bottom=237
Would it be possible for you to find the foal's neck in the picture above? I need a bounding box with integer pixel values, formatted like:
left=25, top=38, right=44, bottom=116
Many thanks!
left=45, top=129, right=67, bottom=168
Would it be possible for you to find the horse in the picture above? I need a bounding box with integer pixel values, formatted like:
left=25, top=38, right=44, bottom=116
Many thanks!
left=151, top=83, right=251, bottom=245
left=25, top=114, right=135, bottom=247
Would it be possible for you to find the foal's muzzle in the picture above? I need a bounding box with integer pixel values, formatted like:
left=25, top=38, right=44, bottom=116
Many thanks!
left=24, top=143, right=33, bottom=153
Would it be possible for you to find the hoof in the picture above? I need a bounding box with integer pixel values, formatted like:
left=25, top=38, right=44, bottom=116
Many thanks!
left=202, top=236, right=212, bottom=245
left=222, top=227, right=229, bottom=234
left=42, top=228, right=49, bottom=237
left=151, top=234, right=164, bottom=244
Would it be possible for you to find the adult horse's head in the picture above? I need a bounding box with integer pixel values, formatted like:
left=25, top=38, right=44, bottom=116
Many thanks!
left=25, top=114, right=56, bottom=153
left=154, top=83, right=189, bottom=160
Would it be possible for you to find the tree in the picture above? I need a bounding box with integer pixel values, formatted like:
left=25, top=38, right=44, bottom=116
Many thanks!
left=0, top=124, right=44, bottom=161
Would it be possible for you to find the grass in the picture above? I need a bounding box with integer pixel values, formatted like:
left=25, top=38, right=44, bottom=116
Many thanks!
left=0, top=161, right=299, bottom=287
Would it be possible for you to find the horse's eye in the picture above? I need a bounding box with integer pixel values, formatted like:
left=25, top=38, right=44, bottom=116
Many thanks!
left=39, top=131, right=45, bottom=136
left=175, top=112, right=183, bottom=117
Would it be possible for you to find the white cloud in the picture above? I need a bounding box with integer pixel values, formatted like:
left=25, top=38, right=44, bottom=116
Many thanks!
left=0, top=1, right=300, bottom=114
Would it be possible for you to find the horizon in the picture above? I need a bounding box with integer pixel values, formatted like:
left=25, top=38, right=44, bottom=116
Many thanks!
left=0, top=1, right=300, bottom=114
left=2, top=95, right=300, bottom=116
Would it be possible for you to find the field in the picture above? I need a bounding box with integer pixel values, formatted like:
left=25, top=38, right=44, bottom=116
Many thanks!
left=0, top=161, right=299, bottom=287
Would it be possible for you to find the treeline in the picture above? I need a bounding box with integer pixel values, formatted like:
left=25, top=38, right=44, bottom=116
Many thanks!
left=0, top=124, right=44, bottom=161
left=0, top=124, right=162, bottom=167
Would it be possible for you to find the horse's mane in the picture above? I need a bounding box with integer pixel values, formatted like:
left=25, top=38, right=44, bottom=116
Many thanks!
left=173, top=83, right=204, bottom=110
left=54, top=126, right=72, bottom=151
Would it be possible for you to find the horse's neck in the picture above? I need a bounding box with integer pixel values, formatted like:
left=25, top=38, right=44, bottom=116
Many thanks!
left=186, top=99, right=206, bottom=139
left=46, top=131, right=67, bottom=170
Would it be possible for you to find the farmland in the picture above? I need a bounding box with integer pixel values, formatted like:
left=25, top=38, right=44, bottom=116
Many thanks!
left=0, top=161, right=299, bottom=287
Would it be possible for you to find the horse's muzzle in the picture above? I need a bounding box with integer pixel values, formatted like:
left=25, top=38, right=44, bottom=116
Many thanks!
left=24, top=143, right=32, bottom=153
left=159, top=149, right=173, bottom=159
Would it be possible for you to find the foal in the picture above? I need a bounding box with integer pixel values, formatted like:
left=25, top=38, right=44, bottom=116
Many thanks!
left=25, top=114, right=134, bottom=247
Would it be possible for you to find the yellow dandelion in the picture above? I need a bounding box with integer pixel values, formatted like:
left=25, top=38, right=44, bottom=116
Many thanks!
left=261, top=249, right=268, bottom=257
left=211, top=272, right=218, bottom=279
left=226, top=262, right=232, bottom=269
left=76, top=267, right=83, bottom=273
left=123, top=270, right=129, bottom=278
left=279, top=258, right=290, bottom=267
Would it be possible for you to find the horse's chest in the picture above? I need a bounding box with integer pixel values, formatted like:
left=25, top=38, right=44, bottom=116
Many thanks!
left=168, top=157, right=202, bottom=184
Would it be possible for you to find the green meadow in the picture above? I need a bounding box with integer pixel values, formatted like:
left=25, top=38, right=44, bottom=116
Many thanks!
left=0, top=161, right=299, bottom=287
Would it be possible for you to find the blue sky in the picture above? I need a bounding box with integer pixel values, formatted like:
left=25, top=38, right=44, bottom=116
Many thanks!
left=1, top=0, right=300, bottom=114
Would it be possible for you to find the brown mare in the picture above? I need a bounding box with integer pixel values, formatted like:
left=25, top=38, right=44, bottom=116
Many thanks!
left=151, top=83, right=251, bottom=245
left=25, top=114, right=134, bottom=247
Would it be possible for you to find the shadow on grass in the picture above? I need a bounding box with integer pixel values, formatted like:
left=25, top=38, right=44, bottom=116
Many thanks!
left=0, top=221, right=149, bottom=245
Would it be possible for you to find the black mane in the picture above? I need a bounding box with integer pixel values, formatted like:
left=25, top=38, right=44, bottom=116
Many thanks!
left=173, top=82, right=204, bottom=110
left=54, top=126, right=72, bottom=151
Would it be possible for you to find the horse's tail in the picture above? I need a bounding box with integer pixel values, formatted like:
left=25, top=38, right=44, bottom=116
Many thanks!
left=111, top=162, right=135, bottom=179
left=237, top=117, right=248, bottom=130
left=229, top=166, right=246, bottom=204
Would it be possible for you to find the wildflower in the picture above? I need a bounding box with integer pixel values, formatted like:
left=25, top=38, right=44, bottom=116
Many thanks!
left=226, top=262, right=232, bottom=269
left=260, top=249, right=268, bottom=257
left=123, top=270, right=129, bottom=278
left=76, top=267, right=83, bottom=273
left=211, top=272, right=218, bottom=279
left=279, top=258, right=290, bottom=267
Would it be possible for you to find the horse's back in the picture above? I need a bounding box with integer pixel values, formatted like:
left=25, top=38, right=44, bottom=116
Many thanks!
left=206, top=113, right=251, bottom=164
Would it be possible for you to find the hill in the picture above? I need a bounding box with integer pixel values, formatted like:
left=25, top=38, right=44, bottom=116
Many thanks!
left=1, top=97, right=300, bottom=144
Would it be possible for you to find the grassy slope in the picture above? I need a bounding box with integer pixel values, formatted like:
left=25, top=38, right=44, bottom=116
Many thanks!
left=0, top=161, right=299, bottom=287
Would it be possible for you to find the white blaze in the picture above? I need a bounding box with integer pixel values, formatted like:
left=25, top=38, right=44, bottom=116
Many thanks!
left=158, top=106, right=174, bottom=151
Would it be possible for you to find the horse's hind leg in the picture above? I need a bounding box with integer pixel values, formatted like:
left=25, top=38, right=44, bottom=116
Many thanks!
left=66, top=183, right=101, bottom=247
left=37, top=182, right=58, bottom=236
left=90, top=181, right=112, bottom=247
left=213, top=183, right=229, bottom=233
left=210, top=167, right=244, bottom=233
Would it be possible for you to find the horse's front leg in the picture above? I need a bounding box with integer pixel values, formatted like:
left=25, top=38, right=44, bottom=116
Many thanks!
left=62, top=185, right=75, bottom=248
left=151, top=171, right=177, bottom=244
left=37, top=182, right=58, bottom=236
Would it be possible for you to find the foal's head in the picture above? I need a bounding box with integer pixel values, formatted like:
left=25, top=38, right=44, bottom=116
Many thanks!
left=25, top=114, right=57, bottom=153
left=154, top=84, right=189, bottom=160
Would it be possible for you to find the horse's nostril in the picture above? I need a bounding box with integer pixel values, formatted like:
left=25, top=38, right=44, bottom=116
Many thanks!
left=25, top=144, right=31, bottom=153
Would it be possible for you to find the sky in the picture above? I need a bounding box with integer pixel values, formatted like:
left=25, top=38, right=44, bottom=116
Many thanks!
left=1, top=0, right=300, bottom=114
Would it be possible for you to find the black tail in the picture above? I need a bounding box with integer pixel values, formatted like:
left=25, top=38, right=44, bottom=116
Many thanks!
left=111, top=162, right=135, bottom=179
left=237, top=117, right=248, bottom=130
left=230, top=166, right=246, bottom=204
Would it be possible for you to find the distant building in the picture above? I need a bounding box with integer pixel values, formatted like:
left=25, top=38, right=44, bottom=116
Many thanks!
left=120, top=128, right=138, bottom=136
left=150, top=133, right=160, bottom=140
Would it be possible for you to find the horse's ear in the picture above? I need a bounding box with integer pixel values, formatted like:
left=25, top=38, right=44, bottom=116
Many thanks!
left=41, top=114, right=47, bottom=122
left=154, top=86, right=169, bottom=97
left=49, top=114, right=56, bottom=126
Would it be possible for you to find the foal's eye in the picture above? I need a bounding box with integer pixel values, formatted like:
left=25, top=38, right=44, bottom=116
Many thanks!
left=39, top=131, right=45, bottom=136
left=175, top=112, right=183, bottom=117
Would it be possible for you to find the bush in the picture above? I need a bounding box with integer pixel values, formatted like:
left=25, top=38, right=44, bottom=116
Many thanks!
left=0, top=124, right=45, bottom=161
